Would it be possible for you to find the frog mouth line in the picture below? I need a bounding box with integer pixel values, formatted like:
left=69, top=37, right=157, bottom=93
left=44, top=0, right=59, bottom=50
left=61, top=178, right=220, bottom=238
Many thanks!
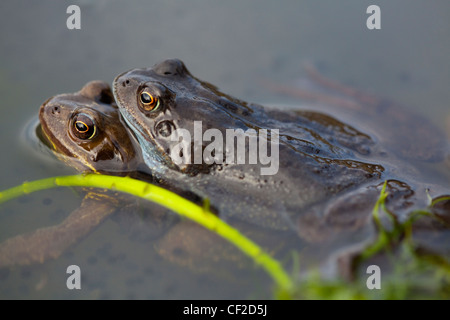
left=39, top=122, right=74, bottom=159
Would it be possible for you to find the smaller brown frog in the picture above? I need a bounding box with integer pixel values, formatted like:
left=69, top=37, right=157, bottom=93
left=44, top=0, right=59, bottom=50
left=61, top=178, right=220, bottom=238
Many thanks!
left=39, top=80, right=141, bottom=174
left=0, top=81, right=144, bottom=267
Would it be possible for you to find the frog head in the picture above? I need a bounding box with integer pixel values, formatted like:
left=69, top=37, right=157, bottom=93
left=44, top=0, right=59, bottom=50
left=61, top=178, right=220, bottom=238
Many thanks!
left=39, top=81, right=140, bottom=174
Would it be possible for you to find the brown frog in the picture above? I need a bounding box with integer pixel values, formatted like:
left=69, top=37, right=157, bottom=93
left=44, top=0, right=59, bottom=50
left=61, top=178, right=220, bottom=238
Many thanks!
left=0, top=81, right=162, bottom=267
left=113, top=60, right=387, bottom=229
left=113, top=59, right=450, bottom=273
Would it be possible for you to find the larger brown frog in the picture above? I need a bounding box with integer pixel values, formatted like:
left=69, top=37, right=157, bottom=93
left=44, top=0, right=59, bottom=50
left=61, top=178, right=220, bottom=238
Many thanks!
left=113, top=59, right=450, bottom=272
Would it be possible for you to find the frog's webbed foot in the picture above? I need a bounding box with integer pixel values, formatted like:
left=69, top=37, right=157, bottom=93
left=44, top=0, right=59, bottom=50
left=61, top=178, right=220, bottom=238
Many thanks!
left=266, top=63, right=447, bottom=162
left=266, top=62, right=391, bottom=114
left=296, top=180, right=436, bottom=279
left=155, top=220, right=246, bottom=274
left=296, top=186, right=378, bottom=244
left=262, top=63, right=371, bottom=112
left=155, top=219, right=291, bottom=275
left=303, top=63, right=379, bottom=107
left=0, top=192, right=116, bottom=268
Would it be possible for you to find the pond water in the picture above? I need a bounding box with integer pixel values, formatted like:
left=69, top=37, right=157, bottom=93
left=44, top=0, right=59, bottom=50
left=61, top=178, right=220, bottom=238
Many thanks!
left=0, top=0, right=449, bottom=299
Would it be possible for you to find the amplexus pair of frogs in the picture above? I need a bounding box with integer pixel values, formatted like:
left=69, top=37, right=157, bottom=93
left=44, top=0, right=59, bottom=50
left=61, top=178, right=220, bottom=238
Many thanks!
left=1, top=59, right=449, bottom=278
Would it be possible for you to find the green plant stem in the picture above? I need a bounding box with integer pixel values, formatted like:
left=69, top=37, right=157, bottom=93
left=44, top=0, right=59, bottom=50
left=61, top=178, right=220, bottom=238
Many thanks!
left=0, top=174, right=294, bottom=293
left=358, top=181, right=390, bottom=261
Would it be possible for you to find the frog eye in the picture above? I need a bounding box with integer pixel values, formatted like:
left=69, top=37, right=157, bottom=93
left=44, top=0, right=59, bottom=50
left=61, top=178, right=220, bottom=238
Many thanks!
left=72, top=113, right=97, bottom=140
left=139, top=91, right=160, bottom=112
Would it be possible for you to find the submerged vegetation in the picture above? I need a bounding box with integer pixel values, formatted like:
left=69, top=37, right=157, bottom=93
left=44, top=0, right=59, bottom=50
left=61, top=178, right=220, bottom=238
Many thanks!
left=0, top=174, right=293, bottom=293
left=290, top=182, right=450, bottom=299
left=1, top=176, right=449, bottom=299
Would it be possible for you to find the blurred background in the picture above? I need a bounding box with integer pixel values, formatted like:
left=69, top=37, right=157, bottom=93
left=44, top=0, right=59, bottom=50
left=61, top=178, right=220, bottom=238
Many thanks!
left=0, top=0, right=449, bottom=299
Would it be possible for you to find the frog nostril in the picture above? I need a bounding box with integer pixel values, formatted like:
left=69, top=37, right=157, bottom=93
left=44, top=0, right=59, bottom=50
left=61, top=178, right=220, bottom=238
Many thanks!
left=122, top=80, right=130, bottom=87
left=51, top=106, right=60, bottom=114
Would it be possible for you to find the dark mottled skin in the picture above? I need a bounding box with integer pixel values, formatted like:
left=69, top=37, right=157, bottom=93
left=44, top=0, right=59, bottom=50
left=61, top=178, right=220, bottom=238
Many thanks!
left=113, top=59, right=399, bottom=231
left=112, top=60, right=450, bottom=277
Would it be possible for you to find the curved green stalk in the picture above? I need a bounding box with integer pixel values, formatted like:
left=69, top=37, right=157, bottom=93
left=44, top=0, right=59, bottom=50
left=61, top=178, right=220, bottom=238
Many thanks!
left=358, top=181, right=390, bottom=260
left=0, top=174, right=294, bottom=294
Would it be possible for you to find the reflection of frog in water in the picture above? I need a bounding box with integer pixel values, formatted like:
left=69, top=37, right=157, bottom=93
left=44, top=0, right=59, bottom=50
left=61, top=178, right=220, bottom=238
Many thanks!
left=1, top=61, right=449, bottom=278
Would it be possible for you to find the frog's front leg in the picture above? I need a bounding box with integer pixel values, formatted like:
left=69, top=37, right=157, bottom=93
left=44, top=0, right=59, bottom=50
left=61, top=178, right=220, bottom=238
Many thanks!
left=0, top=192, right=116, bottom=268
